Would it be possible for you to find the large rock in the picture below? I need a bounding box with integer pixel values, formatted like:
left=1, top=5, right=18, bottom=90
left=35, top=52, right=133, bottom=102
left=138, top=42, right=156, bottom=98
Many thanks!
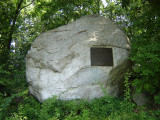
left=26, top=15, right=130, bottom=102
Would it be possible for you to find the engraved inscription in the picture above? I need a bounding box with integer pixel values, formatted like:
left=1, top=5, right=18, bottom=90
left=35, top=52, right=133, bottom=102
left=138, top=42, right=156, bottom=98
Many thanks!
left=91, top=48, right=113, bottom=66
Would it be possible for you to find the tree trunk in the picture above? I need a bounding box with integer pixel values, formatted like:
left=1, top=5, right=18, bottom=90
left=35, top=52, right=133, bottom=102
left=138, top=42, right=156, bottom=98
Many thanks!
left=7, top=0, right=23, bottom=50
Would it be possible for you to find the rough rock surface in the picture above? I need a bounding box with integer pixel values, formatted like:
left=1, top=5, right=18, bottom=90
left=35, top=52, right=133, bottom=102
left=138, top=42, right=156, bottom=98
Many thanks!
left=26, top=15, right=130, bottom=102
left=133, top=93, right=148, bottom=106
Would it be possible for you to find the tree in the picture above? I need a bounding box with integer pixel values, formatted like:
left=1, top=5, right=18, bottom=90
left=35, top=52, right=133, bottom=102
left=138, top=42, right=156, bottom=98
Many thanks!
left=1, top=0, right=159, bottom=102
left=0, top=0, right=35, bottom=65
left=102, top=0, right=160, bottom=98
left=112, top=0, right=160, bottom=97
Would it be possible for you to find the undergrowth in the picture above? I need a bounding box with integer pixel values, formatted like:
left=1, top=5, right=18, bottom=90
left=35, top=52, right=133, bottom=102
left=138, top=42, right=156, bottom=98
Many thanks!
left=0, top=62, right=160, bottom=120
left=1, top=93, right=159, bottom=120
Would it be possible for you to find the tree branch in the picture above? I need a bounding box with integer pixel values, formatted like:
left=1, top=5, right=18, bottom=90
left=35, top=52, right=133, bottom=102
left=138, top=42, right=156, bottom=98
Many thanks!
left=7, top=0, right=23, bottom=50
left=7, top=0, right=34, bottom=50
left=19, top=0, right=35, bottom=11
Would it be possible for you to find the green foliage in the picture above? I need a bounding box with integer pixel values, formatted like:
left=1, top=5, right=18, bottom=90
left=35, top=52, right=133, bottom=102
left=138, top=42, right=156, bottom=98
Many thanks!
left=3, top=95, right=159, bottom=120
left=131, top=35, right=160, bottom=94
left=154, top=93, right=160, bottom=105
left=130, top=4, right=160, bottom=95
left=122, top=71, right=135, bottom=112
left=1, top=0, right=160, bottom=119
left=124, top=72, right=132, bottom=102
left=107, top=110, right=158, bottom=120
left=14, top=93, right=41, bottom=120
left=0, top=64, right=159, bottom=119
left=104, top=0, right=160, bottom=97
left=0, top=94, right=16, bottom=120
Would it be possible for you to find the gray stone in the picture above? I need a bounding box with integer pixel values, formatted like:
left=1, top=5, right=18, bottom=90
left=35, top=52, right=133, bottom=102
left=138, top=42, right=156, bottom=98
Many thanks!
left=133, top=93, right=148, bottom=106
left=26, top=15, right=130, bottom=102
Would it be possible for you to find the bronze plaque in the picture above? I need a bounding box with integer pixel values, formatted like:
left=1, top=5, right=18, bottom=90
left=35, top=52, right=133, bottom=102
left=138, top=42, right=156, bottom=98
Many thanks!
left=90, top=48, right=113, bottom=66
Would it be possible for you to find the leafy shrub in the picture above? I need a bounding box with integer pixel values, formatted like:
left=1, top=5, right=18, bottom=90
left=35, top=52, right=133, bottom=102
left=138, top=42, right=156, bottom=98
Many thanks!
left=154, top=93, right=160, bottom=105
left=130, top=5, right=160, bottom=97
left=131, top=35, right=160, bottom=95
left=1, top=63, right=159, bottom=120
